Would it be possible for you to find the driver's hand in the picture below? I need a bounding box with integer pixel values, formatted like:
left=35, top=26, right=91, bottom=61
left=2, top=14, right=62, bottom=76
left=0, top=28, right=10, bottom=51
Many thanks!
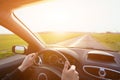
left=61, top=61, right=79, bottom=80
left=18, top=53, right=37, bottom=72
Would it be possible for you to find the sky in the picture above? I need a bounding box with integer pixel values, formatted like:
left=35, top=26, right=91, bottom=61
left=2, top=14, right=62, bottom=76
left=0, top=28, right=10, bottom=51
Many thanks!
left=1, top=0, right=120, bottom=33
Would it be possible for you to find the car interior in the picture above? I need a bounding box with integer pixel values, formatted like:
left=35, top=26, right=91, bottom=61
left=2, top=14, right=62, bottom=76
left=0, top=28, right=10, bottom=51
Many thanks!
left=0, top=0, right=120, bottom=80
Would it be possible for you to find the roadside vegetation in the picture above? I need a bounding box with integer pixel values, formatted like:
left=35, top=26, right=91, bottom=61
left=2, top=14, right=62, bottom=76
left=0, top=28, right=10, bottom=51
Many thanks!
left=0, top=34, right=27, bottom=58
left=0, top=32, right=120, bottom=59
left=92, top=33, right=120, bottom=51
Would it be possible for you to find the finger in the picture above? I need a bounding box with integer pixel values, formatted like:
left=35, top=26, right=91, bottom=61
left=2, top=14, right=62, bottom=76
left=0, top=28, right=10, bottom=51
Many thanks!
left=27, top=53, right=36, bottom=60
left=30, top=53, right=36, bottom=57
left=63, top=61, right=70, bottom=71
left=70, top=65, right=76, bottom=70
left=28, top=53, right=35, bottom=57
left=32, top=53, right=37, bottom=60
left=75, top=71, right=79, bottom=75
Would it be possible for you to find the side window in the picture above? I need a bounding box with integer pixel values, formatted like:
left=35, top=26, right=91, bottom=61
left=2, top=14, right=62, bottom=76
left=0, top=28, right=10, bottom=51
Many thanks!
left=0, top=26, right=27, bottom=59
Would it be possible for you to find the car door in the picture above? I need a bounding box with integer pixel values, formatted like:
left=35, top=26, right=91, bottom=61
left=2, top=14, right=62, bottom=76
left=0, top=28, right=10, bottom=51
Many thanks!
left=0, top=26, right=27, bottom=79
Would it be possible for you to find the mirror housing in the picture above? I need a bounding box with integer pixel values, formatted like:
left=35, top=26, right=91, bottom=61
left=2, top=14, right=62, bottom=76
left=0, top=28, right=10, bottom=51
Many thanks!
left=12, top=45, right=27, bottom=54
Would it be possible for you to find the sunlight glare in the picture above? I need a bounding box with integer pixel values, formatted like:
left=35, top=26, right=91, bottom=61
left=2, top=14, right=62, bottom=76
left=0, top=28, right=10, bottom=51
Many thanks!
left=14, top=0, right=87, bottom=32
left=14, top=0, right=120, bottom=33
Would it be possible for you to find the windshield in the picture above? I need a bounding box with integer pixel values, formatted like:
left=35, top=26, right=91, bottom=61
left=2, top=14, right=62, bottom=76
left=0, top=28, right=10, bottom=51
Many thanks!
left=14, top=0, right=120, bottom=51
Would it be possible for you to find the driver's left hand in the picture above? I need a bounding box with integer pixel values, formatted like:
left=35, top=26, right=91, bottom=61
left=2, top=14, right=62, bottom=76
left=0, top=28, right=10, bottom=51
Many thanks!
left=18, top=53, right=37, bottom=72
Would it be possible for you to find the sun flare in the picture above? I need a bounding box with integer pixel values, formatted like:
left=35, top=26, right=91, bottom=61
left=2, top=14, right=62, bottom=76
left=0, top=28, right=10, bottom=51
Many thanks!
left=14, top=0, right=119, bottom=33
left=14, top=0, right=87, bottom=33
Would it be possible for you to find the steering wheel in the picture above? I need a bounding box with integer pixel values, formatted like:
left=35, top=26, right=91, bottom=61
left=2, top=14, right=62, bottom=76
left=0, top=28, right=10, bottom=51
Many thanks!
left=29, top=49, right=70, bottom=80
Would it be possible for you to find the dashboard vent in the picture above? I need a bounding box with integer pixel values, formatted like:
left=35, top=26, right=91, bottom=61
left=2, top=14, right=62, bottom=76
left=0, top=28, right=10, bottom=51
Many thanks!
left=83, top=65, right=120, bottom=80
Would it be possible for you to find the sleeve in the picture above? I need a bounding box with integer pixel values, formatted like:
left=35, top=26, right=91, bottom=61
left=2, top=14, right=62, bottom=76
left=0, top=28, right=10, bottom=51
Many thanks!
left=1, top=68, right=22, bottom=80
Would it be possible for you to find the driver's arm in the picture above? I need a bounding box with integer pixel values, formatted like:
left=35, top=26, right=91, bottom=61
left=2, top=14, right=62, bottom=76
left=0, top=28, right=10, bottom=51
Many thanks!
left=1, top=53, right=36, bottom=80
left=1, top=68, right=22, bottom=80
left=2, top=53, right=79, bottom=80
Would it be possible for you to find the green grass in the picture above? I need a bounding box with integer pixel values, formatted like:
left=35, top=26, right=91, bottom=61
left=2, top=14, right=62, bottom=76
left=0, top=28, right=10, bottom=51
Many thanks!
left=0, top=34, right=27, bottom=59
left=92, top=33, right=120, bottom=51
left=1, top=32, right=120, bottom=59
left=0, top=34, right=27, bottom=50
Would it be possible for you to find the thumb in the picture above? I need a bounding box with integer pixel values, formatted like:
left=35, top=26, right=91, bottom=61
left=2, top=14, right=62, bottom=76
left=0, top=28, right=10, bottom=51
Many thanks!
left=69, top=65, right=76, bottom=71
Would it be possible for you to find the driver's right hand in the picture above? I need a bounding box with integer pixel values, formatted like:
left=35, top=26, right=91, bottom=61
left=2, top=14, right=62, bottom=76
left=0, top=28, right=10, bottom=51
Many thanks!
left=61, top=61, right=79, bottom=80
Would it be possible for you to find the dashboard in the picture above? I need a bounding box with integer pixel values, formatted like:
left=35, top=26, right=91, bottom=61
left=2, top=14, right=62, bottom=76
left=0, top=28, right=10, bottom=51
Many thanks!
left=33, top=48, right=120, bottom=80
left=84, top=50, right=120, bottom=80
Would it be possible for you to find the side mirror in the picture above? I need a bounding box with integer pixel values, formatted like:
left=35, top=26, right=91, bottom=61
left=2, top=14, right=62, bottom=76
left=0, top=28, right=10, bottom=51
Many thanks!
left=12, top=45, right=27, bottom=54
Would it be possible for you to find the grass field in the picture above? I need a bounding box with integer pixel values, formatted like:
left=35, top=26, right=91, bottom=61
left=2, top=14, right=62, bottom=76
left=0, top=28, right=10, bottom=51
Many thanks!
left=0, top=32, right=120, bottom=59
left=0, top=34, right=27, bottom=58
left=92, top=33, right=120, bottom=51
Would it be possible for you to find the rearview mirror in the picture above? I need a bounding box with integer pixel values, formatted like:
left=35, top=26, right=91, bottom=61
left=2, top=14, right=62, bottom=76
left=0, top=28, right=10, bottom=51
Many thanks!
left=12, top=45, right=27, bottom=54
